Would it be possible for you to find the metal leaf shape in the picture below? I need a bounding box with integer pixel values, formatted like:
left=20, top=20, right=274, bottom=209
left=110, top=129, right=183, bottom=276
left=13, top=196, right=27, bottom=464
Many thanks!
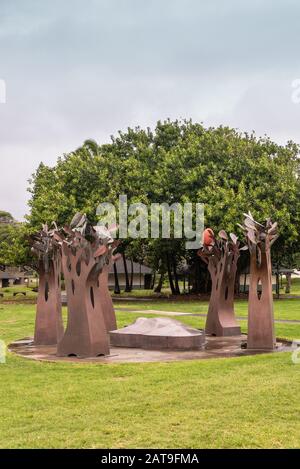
left=229, top=233, right=238, bottom=244
left=94, top=245, right=107, bottom=258
left=243, top=212, right=253, bottom=220
left=218, top=230, right=228, bottom=240
left=70, top=212, right=86, bottom=229
left=268, top=222, right=278, bottom=235
left=269, top=233, right=279, bottom=246
left=112, top=253, right=122, bottom=263
left=244, top=218, right=257, bottom=230
left=246, top=229, right=257, bottom=245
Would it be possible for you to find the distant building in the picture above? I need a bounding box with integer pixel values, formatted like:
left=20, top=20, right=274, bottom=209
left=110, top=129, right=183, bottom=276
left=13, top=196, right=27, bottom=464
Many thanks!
left=239, top=272, right=277, bottom=293
left=108, top=259, right=153, bottom=289
left=0, top=267, right=34, bottom=288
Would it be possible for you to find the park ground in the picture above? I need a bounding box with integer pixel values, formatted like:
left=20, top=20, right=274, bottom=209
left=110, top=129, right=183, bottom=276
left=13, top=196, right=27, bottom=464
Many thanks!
left=0, top=289, right=300, bottom=448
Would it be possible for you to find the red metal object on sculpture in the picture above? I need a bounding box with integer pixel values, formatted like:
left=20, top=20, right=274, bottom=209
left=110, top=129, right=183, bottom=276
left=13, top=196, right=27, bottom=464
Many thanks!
left=241, top=213, right=278, bottom=350
left=203, top=228, right=215, bottom=247
left=198, top=229, right=241, bottom=336
left=30, top=224, right=64, bottom=345
left=56, top=214, right=117, bottom=357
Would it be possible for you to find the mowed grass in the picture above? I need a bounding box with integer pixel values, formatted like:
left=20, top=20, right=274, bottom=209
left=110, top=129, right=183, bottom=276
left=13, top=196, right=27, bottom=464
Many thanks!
left=115, top=298, right=300, bottom=321
left=0, top=300, right=300, bottom=448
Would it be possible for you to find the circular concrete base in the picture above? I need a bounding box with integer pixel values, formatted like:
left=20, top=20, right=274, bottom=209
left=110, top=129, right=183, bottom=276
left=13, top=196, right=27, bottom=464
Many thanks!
left=8, top=335, right=292, bottom=364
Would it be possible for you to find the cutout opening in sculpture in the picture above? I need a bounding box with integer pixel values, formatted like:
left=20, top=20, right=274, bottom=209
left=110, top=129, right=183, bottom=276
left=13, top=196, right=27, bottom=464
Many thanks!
left=45, top=282, right=49, bottom=302
left=76, top=260, right=81, bottom=277
left=257, top=279, right=262, bottom=300
left=90, top=286, right=95, bottom=308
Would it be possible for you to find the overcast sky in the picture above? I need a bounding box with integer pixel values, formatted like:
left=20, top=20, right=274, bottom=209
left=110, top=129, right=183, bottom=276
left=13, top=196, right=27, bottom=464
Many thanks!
left=1, top=0, right=300, bottom=220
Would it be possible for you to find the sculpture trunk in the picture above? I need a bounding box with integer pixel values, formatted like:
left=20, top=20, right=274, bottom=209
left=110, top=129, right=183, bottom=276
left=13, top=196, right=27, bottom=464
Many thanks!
left=57, top=245, right=110, bottom=357
left=97, top=262, right=117, bottom=332
left=34, top=258, right=64, bottom=345
left=247, top=248, right=276, bottom=350
left=205, top=248, right=241, bottom=337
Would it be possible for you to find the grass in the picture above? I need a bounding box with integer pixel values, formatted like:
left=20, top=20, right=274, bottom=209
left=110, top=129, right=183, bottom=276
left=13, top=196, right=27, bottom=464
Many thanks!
left=2, top=274, right=300, bottom=303
left=282, top=276, right=300, bottom=295
left=115, top=298, right=300, bottom=321
left=0, top=285, right=37, bottom=301
left=0, top=299, right=300, bottom=448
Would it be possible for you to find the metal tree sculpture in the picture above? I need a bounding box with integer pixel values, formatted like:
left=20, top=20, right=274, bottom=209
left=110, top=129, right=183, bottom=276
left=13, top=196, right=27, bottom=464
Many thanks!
left=30, top=224, right=64, bottom=345
left=57, top=214, right=117, bottom=357
left=198, top=229, right=241, bottom=336
left=241, top=213, right=278, bottom=350
left=93, top=224, right=119, bottom=332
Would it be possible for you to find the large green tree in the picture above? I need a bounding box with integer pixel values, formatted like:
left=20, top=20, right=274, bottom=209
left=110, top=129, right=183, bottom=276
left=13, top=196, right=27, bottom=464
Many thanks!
left=25, top=120, right=300, bottom=293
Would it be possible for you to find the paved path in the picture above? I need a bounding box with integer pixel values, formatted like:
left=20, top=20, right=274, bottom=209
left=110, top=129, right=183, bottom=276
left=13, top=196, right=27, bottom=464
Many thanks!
left=115, top=308, right=300, bottom=324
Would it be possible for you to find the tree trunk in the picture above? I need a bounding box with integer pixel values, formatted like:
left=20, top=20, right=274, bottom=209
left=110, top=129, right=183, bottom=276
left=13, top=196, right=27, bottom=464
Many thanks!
left=285, top=272, right=292, bottom=294
left=113, top=262, right=121, bottom=294
left=205, top=246, right=240, bottom=337
left=122, top=252, right=131, bottom=292
left=34, top=257, right=64, bottom=345
left=57, top=243, right=110, bottom=357
left=98, top=261, right=117, bottom=331
left=166, top=253, right=176, bottom=295
left=248, top=247, right=276, bottom=350
left=154, top=272, right=164, bottom=293
left=151, top=271, right=156, bottom=290
left=130, top=258, right=134, bottom=290
left=191, top=257, right=202, bottom=293
left=172, top=253, right=180, bottom=295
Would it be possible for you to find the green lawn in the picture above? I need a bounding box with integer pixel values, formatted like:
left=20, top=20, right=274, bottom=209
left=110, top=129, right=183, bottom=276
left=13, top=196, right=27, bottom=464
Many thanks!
left=0, top=285, right=37, bottom=301
left=2, top=274, right=300, bottom=302
left=115, top=298, right=300, bottom=321
left=0, top=300, right=300, bottom=448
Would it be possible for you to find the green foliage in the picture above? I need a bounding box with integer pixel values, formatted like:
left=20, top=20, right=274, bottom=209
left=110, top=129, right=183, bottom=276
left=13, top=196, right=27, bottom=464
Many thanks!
left=0, top=210, right=13, bottom=222
left=0, top=222, right=33, bottom=267
left=23, top=120, right=300, bottom=279
left=0, top=301, right=300, bottom=448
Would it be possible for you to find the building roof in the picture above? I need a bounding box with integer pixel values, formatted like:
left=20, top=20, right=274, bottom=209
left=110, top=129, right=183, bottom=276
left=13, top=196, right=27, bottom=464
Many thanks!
left=109, top=259, right=152, bottom=274
left=0, top=267, right=28, bottom=279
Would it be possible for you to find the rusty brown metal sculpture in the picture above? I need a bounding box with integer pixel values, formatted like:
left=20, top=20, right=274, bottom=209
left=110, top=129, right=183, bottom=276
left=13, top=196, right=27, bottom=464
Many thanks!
left=98, top=258, right=117, bottom=331
left=198, top=229, right=241, bottom=336
left=30, top=224, right=64, bottom=345
left=56, top=214, right=117, bottom=357
left=240, top=212, right=278, bottom=350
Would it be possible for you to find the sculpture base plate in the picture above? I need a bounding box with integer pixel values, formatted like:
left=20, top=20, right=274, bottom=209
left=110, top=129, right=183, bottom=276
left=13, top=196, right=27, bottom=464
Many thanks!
left=8, top=335, right=292, bottom=364
left=206, top=326, right=241, bottom=337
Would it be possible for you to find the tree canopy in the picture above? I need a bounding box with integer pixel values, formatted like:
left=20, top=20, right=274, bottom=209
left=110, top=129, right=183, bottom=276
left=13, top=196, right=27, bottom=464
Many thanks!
left=4, top=119, right=300, bottom=291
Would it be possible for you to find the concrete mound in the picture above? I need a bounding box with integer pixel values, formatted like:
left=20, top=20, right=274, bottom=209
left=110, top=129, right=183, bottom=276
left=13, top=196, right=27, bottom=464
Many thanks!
left=110, top=317, right=205, bottom=350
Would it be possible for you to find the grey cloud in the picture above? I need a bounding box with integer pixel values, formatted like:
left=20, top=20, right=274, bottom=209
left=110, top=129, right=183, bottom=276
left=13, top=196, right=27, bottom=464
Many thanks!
left=1, top=0, right=300, bottom=219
